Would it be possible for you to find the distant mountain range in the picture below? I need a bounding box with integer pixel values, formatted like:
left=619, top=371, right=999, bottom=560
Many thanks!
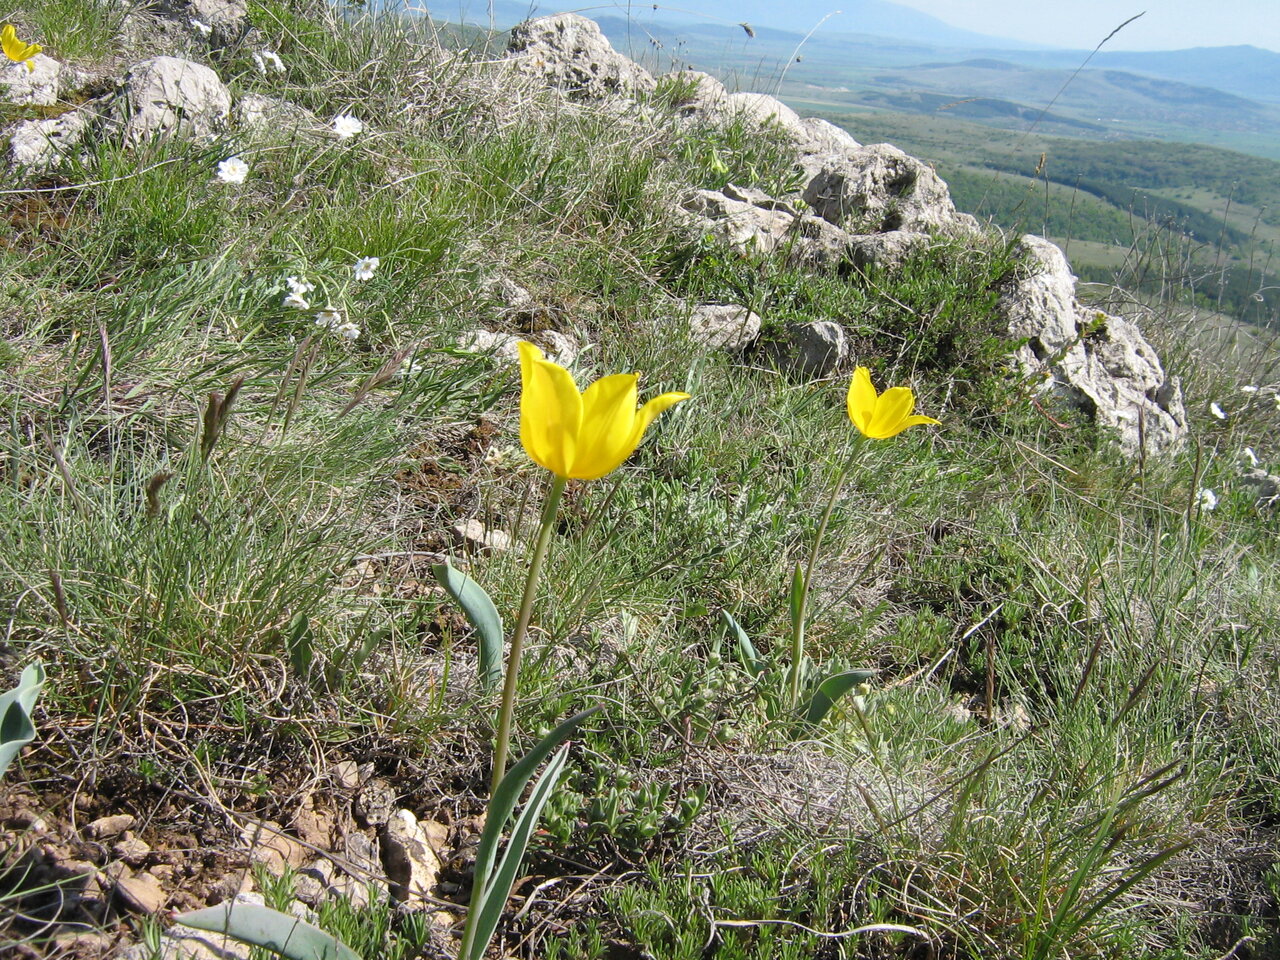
left=402, top=0, right=1280, bottom=159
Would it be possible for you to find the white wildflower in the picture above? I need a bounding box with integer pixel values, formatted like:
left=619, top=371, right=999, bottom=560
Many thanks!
left=398, top=359, right=424, bottom=377
left=190, top=19, right=213, bottom=37
left=252, top=49, right=285, bottom=75
left=332, top=114, right=363, bottom=139
left=353, top=256, right=380, bottom=281
left=215, top=156, right=249, bottom=184
left=335, top=321, right=361, bottom=341
left=1242, top=384, right=1260, bottom=394
left=1196, top=488, right=1218, bottom=512
left=285, top=275, right=315, bottom=296
left=1209, top=402, right=1226, bottom=420
left=1243, top=447, right=1260, bottom=467
left=282, top=292, right=310, bottom=310
left=314, top=306, right=343, bottom=329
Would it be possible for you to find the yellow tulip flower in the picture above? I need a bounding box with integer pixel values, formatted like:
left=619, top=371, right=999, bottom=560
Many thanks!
left=518, top=341, right=690, bottom=480
left=2, top=25, right=41, bottom=73
left=845, top=366, right=940, bottom=439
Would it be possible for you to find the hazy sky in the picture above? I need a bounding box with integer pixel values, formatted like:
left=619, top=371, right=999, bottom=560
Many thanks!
left=889, top=1, right=1280, bottom=51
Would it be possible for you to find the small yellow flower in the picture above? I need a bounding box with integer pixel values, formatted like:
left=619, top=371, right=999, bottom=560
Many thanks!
left=518, top=341, right=690, bottom=480
left=846, top=366, right=940, bottom=439
left=2, top=24, right=41, bottom=73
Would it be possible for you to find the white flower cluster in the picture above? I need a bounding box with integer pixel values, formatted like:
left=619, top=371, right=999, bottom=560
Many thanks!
left=276, top=261, right=379, bottom=342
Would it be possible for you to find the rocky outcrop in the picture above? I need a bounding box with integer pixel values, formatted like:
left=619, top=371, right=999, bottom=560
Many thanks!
left=115, top=56, right=231, bottom=145
left=1001, top=235, right=1187, bottom=454
left=802, top=143, right=967, bottom=235
left=506, top=14, right=655, bottom=99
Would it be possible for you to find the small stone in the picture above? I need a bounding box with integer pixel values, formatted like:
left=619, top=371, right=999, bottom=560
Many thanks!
left=452, top=518, right=513, bottom=554
left=688, top=304, right=761, bottom=352
left=112, top=837, right=152, bottom=863
left=239, top=820, right=308, bottom=876
left=354, top=779, right=397, bottom=828
left=332, top=760, right=360, bottom=789
left=381, top=810, right=443, bottom=905
left=86, top=814, right=136, bottom=839
left=114, top=873, right=167, bottom=914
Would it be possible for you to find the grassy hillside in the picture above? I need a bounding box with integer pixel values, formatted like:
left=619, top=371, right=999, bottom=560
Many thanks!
left=4, top=4, right=1280, bottom=960
left=793, top=107, right=1280, bottom=326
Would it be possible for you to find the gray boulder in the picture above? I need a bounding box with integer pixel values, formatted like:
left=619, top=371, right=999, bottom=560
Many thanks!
left=507, top=14, right=655, bottom=99
left=688, top=304, right=761, bottom=352
left=685, top=187, right=795, bottom=254
left=116, top=56, right=231, bottom=145
left=848, top=230, right=932, bottom=272
left=803, top=143, right=961, bottom=234
left=723, top=92, right=807, bottom=140
left=1239, top=469, right=1280, bottom=506
left=1001, top=235, right=1187, bottom=455
left=769, top=320, right=848, bottom=379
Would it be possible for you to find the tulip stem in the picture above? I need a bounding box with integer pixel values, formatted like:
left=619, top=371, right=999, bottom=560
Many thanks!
left=490, top=474, right=568, bottom=795
left=788, top=437, right=864, bottom=710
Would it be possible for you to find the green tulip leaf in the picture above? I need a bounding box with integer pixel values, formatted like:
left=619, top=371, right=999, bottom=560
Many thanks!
left=174, top=902, right=360, bottom=960
left=719, top=610, right=763, bottom=677
left=432, top=558, right=504, bottom=694
left=801, top=668, right=877, bottom=726
left=461, top=706, right=601, bottom=960
left=0, top=661, right=45, bottom=782
left=466, top=743, right=572, bottom=958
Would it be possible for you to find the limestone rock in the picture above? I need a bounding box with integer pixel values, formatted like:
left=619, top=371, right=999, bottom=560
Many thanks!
left=723, top=92, right=806, bottom=141
left=380, top=809, right=445, bottom=906
left=1239, top=469, right=1280, bottom=506
left=114, top=872, right=167, bottom=914
left=688, top=304, right=761, bottom=352
left=507, top=14, right=655, bottom=99
left=1001, top=234, right=1187, bottom=455
left=457, top=328, right=521, bottom=360
left=0, top=55, right=62, bottom=106
left=848, top=230, right=932, bottom=273
left=116, top=57, right=231, bottom=146
left=452, top=518, right=513, bottom=553
left=796, top=116, right=861, bottom=158
left=661, top=70, right=728, bottom=120
left=803, top=143, right=960, bottom=234
left=86, top=814, right=136, bottom=840
left=770, top=320, right=848, bottom=379
left=8, top=107, right=94, bottom=170
left=235, top=93, right=315, bottom=133
left=685, top=187, right=795, bottom=254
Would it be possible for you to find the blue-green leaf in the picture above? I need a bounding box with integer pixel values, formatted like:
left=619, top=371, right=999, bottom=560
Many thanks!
left=0, top=661, right=45, bottom=782
left=719, top=610, right=763, bottom=677
left=801, top=669, right=877, bottom=726
left=174, top=902, right=360, bottom=960
left=460, top=707, right=600, bottom=960
left=466, top=744, right=572, bottom=958
left=432, top=558, right=504, bottom=694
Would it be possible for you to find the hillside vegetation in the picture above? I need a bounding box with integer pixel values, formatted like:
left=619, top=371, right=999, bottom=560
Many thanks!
left=2, top=4, right=1280, bottom=960
left=798, top=108, right=1280, bottom=326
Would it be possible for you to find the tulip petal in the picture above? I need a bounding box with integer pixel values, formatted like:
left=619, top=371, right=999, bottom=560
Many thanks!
left=573, top=373, right=640, bottom=480
left=846, top=367, right=877, bottom=434
left=518, top=342, right=582, bottom=478
left=865, top=386, right=914, bottom=438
